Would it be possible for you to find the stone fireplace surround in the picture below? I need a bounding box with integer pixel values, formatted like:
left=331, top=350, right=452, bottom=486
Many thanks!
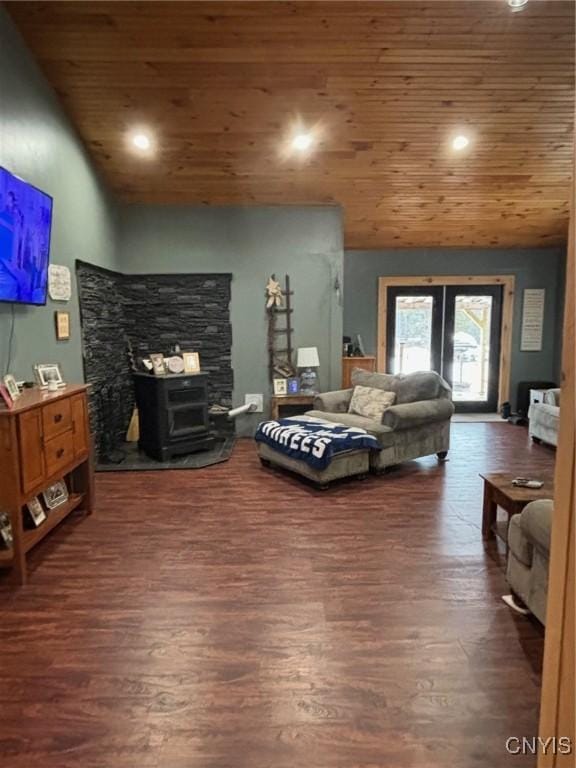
left=76, top=261, right=233, bottom=460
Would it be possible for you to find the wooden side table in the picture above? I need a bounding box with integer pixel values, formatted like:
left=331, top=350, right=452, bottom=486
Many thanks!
left=480, top=471, right=554, bottom=545
left=342, top=356, right=376, bottom=388
left=271, top=395, right=315, bottom=420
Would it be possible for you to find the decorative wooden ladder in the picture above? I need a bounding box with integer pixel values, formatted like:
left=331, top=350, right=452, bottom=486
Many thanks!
left=267, top=274, right=295, bottom=382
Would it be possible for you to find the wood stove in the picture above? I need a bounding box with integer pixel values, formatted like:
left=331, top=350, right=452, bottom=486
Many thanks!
left=133, top=372, right=215, bottom=461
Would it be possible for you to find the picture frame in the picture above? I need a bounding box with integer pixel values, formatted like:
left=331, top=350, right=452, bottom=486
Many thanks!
left=3, top=374, right=20, bottom=401
left=287, top=377, right=300, bottom=395
left=0, top=384, right=14, bottom=409
left=26, top=497, right=47, bottom=527
left=42, top=480, right=69, bottom=510
left=273, top=378, right=288, bottom=396
left=55, top=311, right=71, bottom=341
left=183, top=352, right=201, bottom=374
left=0, top=512, right=12, bottom=549
left=34, top=363, right=64, bottom=389
left=149, top=353, right=166, bottom=376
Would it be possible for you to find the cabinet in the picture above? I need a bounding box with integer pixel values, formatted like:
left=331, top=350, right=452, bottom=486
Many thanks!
left=0, top=385, right=94, bottom=585
left=19, top=409, right=45, bottom=493
left=342, top=356, right=377, bottom=389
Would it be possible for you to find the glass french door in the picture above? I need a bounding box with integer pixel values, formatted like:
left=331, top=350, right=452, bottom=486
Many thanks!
left=386, top=284, right=503, bottom=412
left=386, top=287, right=443, bottom=376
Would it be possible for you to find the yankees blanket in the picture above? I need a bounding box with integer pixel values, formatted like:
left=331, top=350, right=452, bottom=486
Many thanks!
left=255, top=417, right=379, bottom=471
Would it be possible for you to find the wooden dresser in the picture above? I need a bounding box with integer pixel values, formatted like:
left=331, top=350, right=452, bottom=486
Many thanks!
left=0, top=385, right=94, bottom=585
left=342, top=356, right=377, bottom=388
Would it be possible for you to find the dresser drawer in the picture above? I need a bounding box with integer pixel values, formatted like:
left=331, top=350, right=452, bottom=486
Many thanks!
left=44, top=430, right=74, bottom=477
left=42, top=399, right=72, bottom=441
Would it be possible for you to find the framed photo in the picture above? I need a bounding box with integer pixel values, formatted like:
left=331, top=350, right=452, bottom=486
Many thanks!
left=273, top=378, right=288, bottom=396
left=183, top=352, right=200, bottom=374
left=27, top=497, right=47, bottom=527
left=287, top=377, right=300, bottom=395
left=0, top=384, right=14, bottom=409
left=42, top=480, right=69, bottom=510
left=0, top=512, right=12, bottom=549
left=3, top=374, right=20, bottom=401
left=55, top=311, right=70, bottom=341
left=34, top=363, right=64, bottom=389
left=149, top=353, right=166, bottom=376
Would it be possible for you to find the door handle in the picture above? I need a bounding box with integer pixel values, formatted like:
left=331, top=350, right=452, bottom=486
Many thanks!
left=56, top=448, right=64, bottom=458
left=54, top=414, right=63, bottom=423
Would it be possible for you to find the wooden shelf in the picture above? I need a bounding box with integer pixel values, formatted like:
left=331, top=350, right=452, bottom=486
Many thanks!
left=23, top=494, right=85, bottom=554
left=0, top=495, right=86, bottom=570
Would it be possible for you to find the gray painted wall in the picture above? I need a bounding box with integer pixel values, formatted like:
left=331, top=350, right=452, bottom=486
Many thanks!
left=118, top=205, right=343, bottom=434
left=0, top=8, right=118, bottom=384
left=344, top=247, right=566, bottom=408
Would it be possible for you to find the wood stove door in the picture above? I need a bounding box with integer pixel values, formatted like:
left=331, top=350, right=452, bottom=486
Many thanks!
left=167, top=405, right=209, bottom=440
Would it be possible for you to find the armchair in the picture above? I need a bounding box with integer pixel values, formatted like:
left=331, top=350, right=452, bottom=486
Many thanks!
left=507, top=499, right=552, bottom=624
left=529, top=389, right=560, bottom=447
left=307, top=368, right=455, bottom=471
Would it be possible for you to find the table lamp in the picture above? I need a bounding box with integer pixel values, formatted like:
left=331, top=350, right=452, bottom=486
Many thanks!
left=297, top=347, right=320, bottom=394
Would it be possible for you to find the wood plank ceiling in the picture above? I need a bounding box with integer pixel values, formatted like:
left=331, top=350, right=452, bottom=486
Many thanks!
left=6, top=0, right=575, bottom=248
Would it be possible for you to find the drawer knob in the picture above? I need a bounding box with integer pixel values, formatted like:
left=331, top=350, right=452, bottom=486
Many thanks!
left=56, top=448, right=64, bottom=458
left=54, top=414, right=63, bottom=423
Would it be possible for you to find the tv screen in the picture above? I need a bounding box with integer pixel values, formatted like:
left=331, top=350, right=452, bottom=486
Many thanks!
left=0, top=167, right=53, bottom=305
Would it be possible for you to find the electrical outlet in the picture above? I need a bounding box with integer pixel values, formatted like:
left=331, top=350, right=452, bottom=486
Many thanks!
left=245, top=394, right=263, bottom=413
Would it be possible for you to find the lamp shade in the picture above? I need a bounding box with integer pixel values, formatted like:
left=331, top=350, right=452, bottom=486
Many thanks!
left=297, top=347, right=320, bottom=368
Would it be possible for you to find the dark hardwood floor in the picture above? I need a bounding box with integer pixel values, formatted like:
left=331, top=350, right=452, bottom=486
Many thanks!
left=0, top=424, right=554, bottom=767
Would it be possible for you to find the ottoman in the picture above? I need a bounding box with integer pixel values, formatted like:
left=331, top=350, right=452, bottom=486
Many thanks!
left=256, top=415, right=372, bottom=489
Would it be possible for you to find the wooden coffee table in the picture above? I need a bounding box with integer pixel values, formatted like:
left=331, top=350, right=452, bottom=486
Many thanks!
left=480, top=471, right=554, bottom=544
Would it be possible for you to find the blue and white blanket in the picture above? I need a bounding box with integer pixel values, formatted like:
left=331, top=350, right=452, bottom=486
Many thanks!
left=255, top=417, right=379, bottom=471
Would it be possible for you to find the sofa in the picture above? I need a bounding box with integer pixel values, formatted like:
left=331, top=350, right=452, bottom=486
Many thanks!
left=529, top=388, right=560, bottom=447
left=507, top=499, right=553, bottom=624
left=307, top=368, right=455, bottom=471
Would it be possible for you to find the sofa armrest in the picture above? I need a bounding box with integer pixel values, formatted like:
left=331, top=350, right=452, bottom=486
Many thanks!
left=313, top=389, right=353, bottom=413
left=382, top=398, right=455, bottom=431
left=521, top=499, right=553, bottom=553
left=544, top=388, right=561, bottom=407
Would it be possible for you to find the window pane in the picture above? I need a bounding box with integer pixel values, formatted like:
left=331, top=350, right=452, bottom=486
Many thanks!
left=452, top=295, right=493, bottom=402
left=393, top=295, right=433, bottom=374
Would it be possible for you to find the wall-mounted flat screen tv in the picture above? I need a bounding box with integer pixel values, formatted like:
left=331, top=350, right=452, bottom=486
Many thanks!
left=0, top=167, right=53, bottom=305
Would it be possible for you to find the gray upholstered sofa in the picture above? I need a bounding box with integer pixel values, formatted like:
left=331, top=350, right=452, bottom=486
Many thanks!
left=529, top=389, right=560, bottom=447
left=507, top=499, right=552, bottom=624
left=307, top=368, right=454, bottom=471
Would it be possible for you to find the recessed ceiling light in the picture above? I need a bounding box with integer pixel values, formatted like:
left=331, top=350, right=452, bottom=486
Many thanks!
left=508, top=0, right=528, bottom=11
left=452, top=135, right=470, bottom=151
left=131, top=132, right=152, bottom=151
left=292, top=133, right=314, bottom=151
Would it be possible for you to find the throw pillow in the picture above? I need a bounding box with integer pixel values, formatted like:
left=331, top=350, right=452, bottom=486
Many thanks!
left=349, top=385, right=396, bottom=421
